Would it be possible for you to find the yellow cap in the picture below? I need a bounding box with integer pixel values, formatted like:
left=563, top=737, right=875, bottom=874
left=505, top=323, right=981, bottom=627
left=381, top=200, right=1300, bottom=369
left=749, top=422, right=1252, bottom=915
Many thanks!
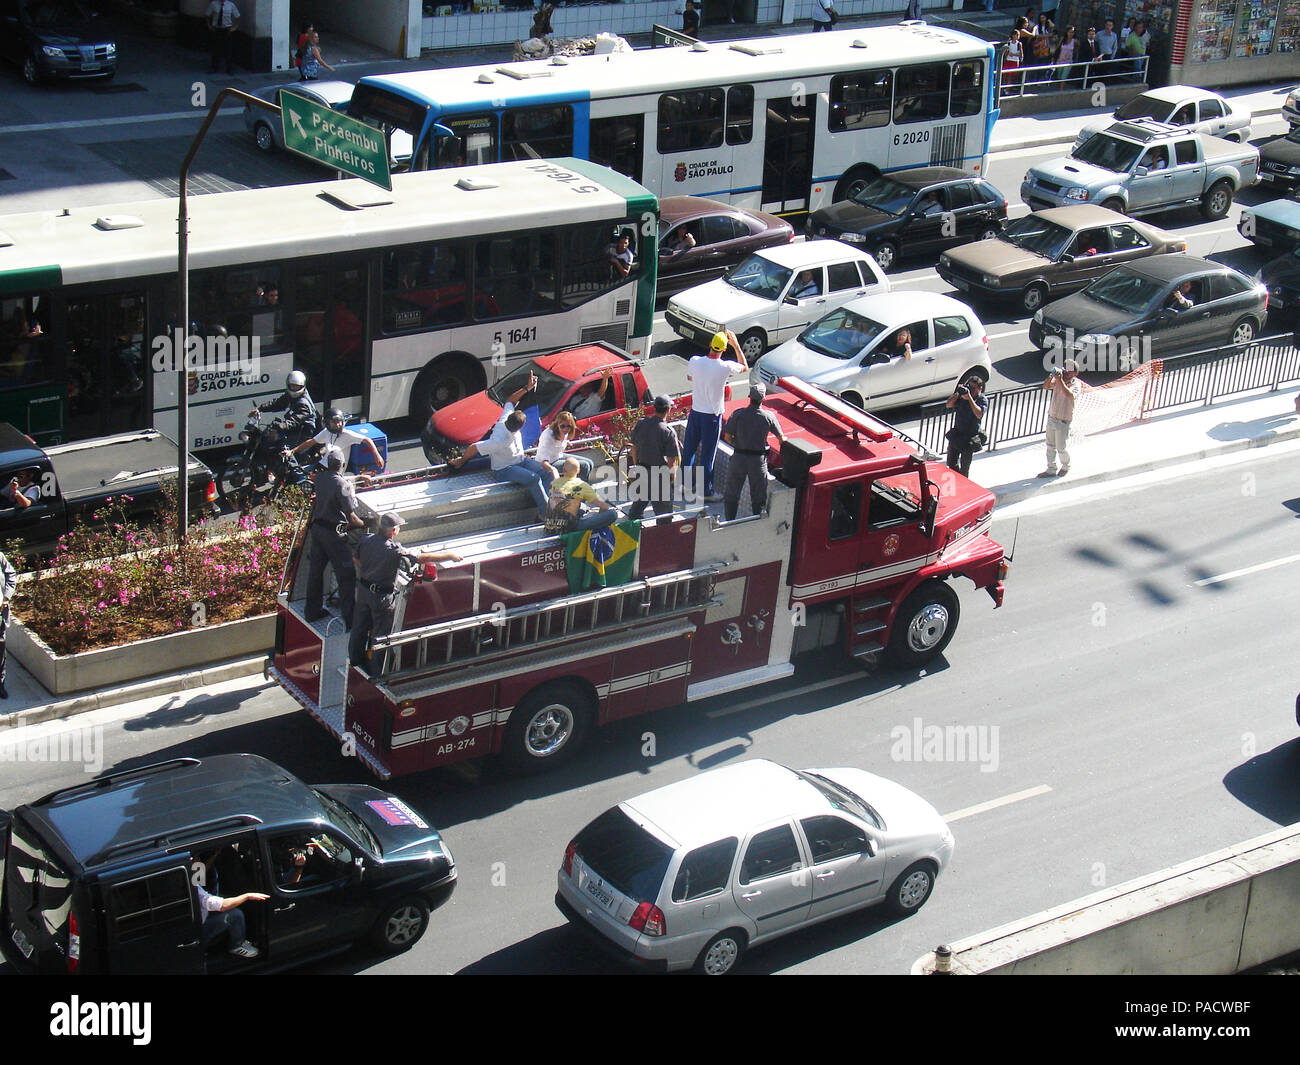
left=710, top=332, right=727, bottom=352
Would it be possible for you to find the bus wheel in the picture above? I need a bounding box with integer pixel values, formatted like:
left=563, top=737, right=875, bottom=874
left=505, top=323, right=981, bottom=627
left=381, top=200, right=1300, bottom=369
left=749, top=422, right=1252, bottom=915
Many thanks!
left=833, top=166, right=877, bottom=203
left=887, top=582, right=960, bottom=668
left=502, top=681, right=594, bottom=773
left=409, top=356, right=485, bottom=421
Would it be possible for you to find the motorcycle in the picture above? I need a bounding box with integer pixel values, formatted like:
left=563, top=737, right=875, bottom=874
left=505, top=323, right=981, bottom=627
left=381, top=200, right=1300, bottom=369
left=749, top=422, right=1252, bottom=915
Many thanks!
left=217, top=409, right=313, bottom=511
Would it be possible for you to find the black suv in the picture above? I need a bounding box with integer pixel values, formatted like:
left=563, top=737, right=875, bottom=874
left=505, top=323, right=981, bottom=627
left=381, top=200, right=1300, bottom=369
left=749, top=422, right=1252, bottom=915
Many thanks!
left=0, top=755, right=456, bottom=974
left=2, top=0, right=117, bottom=85
left=805, top=167, right=1008, bottom=272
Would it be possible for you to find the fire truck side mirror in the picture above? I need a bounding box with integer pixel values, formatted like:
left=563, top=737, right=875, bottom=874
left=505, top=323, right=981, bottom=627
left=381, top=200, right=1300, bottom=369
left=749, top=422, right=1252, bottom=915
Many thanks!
left=776, top=437, right=822, bottom=487
left=921, top=485, right=939, bottom=537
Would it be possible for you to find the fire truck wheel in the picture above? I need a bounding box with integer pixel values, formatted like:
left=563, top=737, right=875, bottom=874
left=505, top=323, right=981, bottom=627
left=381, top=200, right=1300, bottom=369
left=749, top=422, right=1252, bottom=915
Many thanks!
left=887, top=582, right=960, bottom=668
left=503, top=682, right=594, bottom=772
left=370, top=897, right=429, bottom=954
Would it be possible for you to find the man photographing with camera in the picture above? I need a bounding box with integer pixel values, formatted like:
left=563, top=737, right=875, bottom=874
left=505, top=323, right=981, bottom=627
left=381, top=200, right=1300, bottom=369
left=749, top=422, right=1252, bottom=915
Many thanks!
left=944, top=376, right=987, bottom=476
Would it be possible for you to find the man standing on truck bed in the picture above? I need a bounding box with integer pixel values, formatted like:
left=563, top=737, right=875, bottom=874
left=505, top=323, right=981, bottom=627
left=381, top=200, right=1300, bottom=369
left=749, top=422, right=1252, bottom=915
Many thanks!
left=628, top=394, right=681, bottom=525
left=349, top=512, right=464, bottom=671
left=304, top=447, right=364, bottom=626
left=684, top=330, right=747, bottom=503
left=722, top=383, right=785, bottom=522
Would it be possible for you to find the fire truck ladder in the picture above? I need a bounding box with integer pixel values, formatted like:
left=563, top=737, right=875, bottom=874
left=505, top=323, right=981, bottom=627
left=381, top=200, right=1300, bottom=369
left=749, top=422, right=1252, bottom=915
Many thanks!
left=850, top=594, right=892, bottom=661
left=372, top=565, right=725, bottom=680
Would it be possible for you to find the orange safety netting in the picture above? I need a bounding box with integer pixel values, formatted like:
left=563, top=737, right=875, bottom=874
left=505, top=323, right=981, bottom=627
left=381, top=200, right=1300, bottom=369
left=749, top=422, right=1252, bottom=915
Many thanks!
left=1068, top=360, right=1162, bottom=438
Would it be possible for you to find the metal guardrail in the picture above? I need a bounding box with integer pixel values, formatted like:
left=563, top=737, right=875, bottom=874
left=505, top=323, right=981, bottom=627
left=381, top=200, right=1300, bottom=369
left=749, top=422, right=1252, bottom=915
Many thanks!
left=917, top=333, right=1300, bottom=455
left=1001, top=54, right=1147, bottom=98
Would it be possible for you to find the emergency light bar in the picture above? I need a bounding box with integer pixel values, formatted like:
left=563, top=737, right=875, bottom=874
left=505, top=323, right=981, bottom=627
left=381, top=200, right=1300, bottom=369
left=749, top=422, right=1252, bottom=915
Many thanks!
left=778, top=377, right=893, bottom=443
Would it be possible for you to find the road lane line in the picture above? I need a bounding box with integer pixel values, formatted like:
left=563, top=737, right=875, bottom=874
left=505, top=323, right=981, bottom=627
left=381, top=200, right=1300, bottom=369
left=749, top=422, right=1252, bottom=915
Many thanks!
left=1192, top=552, right=1300, bottom=587
left=1, top=111, right=212, bottom=135
left=704, top=672, right=869, bottom=717
left=944, top=784, right=1052, bottom=823
left=987, top=327, right=1030, bottom=341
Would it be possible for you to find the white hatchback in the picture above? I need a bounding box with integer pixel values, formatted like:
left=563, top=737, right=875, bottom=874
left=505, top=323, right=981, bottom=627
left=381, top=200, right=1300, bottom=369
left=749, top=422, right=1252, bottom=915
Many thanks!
left=1075, top=86, right=1251, bottom=147
left=555, top=759, right=954, bottom=974
left=753, top=291, right=991, bottom=413
left=664, top=240, right=891, bottom=362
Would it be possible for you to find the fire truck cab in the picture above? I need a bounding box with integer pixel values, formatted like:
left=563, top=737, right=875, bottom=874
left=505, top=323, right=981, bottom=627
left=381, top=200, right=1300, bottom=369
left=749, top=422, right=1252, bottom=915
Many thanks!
left=268, top=378, right=1006, bottom=779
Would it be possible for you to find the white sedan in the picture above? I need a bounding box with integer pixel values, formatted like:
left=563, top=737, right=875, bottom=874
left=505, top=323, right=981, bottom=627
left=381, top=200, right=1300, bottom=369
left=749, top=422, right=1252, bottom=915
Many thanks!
left=1075, top=86, right=1251, bottom=147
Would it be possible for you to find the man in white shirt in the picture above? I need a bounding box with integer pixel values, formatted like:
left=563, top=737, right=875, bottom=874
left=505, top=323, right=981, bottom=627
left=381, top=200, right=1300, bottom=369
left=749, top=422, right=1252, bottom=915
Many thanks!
left=207, top=0, right=240, bottom=74
left=287, top=408, right=386, bottom=472
left=448, top=374, right=553, bottom=517
left=683, top=330, right=747, bottom=502
left=566, top=367, right=612, bottom=420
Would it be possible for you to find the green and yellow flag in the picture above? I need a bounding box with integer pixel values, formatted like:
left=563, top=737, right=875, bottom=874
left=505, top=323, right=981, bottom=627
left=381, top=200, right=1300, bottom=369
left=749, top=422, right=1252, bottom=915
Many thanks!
left=563, top=520, right=641, bottom=593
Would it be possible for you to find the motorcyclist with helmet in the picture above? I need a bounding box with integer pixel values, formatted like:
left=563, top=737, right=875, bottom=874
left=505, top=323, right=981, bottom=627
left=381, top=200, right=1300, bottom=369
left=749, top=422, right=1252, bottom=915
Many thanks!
left=249, top=370, right=319, bottom=488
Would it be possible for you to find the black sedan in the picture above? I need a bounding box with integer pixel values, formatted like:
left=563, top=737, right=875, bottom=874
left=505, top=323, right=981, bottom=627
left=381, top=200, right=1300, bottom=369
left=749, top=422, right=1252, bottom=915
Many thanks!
left=1260, top=127, right=1300, bottom=191
left=805, top=166, right=1007, bottom=272
left=2, top=0, right=115, bottom=84
left=1029, top=255, right=1269, bottom=364
left=1258, top=248, right=1300, bottom=323
left=656, top=196, right=794, bottom=299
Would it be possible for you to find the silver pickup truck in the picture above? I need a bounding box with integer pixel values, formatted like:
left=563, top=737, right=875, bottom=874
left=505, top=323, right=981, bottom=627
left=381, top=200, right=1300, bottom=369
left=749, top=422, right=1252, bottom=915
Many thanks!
left=1021, top=119, right=1260, bottom=221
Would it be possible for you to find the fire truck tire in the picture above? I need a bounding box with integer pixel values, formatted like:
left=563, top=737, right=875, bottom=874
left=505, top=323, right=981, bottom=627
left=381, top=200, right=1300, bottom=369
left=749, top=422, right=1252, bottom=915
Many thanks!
left=885, top=861, right=937, bottom=917
left=887, top=582, right=960, bottom=668
left=370, top=896, right=429, bottom=954
left=503, top=682, right=594, bottom=772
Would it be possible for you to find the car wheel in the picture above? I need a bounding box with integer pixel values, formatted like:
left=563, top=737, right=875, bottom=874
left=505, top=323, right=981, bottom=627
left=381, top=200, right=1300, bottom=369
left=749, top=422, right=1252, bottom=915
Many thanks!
left=873, top=241, right=899, bottom=273
left=253, top=122, right=276, bottom=152
left=1230, top=316, right=1256, bottom=346
left=370, top=897, right=429, bottom=954
left=1022, top=282, right=1049, bottom=313
left=885, top=862, right=937, bottom=917
left=739, top=328, right=767, bottom=363
left=1100, top=198, right=1125, bottom=214
left=887, top=581, right=960, bottom=668
left=22, top=56, right=41, bottom=85
left=980, top=225, right=1002, bottom=241
left=408, top=355, right=484, bottom=421
left=840, top=390, right=865, bottom=410
left=694, top=930, right=746, bottom=975
left=833, top=166, right=876, bottom=204
left=1201, top=181, right=1233, bottom=221
left=502, top=681, right=594, bottom=773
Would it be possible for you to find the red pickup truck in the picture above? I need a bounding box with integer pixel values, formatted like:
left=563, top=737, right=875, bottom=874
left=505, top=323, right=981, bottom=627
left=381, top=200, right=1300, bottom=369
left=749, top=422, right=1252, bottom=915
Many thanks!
left=419, top=342, right=745, bottom=464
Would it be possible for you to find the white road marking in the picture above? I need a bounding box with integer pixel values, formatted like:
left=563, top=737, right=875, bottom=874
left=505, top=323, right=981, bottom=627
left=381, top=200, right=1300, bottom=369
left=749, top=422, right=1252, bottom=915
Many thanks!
left=1, top=111, right=211, bottom=135
left=704, top=672, right=871, bottom=717
left=943, top=784, right=1052, bottom=823
left=987, top=326, right=1030, bottom=341
left=1192, top=552, right=1300, bottom=587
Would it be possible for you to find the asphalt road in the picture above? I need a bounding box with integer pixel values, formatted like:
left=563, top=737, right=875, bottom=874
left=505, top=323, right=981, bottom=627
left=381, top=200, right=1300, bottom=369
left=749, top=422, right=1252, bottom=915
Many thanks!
left=4, top=447, right=1298, bottom=975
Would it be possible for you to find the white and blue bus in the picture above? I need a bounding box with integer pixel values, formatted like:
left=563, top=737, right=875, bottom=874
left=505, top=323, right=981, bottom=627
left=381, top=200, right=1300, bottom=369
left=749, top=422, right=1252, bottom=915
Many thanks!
left=0, top=159, right=656, bottom=450
left=349, top=23, right=999, bottom=217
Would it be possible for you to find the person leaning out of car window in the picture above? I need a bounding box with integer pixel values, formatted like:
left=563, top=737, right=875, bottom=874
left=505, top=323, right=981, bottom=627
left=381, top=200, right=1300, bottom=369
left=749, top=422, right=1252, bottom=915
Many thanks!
left=1169, top=280, right=1194, bottom=311
left=888, top=328, right=914, bottom=361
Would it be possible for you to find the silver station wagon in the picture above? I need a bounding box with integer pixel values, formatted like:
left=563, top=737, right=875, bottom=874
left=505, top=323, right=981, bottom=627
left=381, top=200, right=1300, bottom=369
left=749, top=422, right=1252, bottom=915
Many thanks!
left=555, top=759, right=954, bottom=974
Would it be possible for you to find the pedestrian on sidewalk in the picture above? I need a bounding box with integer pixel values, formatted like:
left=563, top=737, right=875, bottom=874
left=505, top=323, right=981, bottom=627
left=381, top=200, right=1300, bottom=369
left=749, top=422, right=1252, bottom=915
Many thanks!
left=945, top=376, right=987, bottom=477
left=298, top=30, right=335, bottom=81
left=206, top=0, right=240, bottom=75
left=293, top=21, right=313, bottom=71
left=1003, top=28, right=1024, bottom=93
left=1039, top=360, right=1080, bottom=477
left=684, top=330, right=747, bottom=503
left=682, top=0, right=700, bottom=34
left=905, top=0, right=922, bottom=21
left=0, top=548, right=15, bottom=699
left=1075, top=25, right=1101, bottom=86
left=811, top=0, right=836, bottom=32
left=1055, top=26, right=1076, bottom=85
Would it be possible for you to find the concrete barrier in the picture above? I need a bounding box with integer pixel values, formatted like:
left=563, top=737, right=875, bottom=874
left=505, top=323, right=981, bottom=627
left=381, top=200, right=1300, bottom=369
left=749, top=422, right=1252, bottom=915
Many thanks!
left=911, top=824, right=1300, bottom=974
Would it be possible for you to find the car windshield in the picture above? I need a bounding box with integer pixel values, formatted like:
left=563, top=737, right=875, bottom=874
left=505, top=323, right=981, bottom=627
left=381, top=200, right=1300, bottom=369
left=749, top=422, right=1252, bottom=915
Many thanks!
left=313, top=790, right=381, bottom=856
left=798, top=308, right=888, bottom=361
left=1002, top=215, right=1073, bottom=258
left=725, top=253, right=792, bottom=300
left=1114, top=95, right=1176, bottom=122
left=796, top=770, right=885, bottom=829
left=27, top=0, right=90, bottom=26
left=1072, top=133, right=1144, bottom=173
left=1084, top=269, right=1165, bottom=313
left=487, top=360, right=569, bottom=416
left=849, top=175, right=917, bottom=215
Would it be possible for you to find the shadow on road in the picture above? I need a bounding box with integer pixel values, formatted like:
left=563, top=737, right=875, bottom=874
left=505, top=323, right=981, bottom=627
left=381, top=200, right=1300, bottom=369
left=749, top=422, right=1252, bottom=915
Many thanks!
left=1222, top=737, right=1300, bottom=825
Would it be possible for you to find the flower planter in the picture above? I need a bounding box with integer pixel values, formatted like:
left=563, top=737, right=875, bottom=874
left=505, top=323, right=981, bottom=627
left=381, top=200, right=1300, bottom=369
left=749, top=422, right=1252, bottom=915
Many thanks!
left=9, top=612, right=275, bottom=696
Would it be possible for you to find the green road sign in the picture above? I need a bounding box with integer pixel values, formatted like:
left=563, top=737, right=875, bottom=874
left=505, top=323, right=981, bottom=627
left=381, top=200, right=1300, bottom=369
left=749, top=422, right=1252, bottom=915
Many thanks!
left=280, top=92, right=391, bottom=191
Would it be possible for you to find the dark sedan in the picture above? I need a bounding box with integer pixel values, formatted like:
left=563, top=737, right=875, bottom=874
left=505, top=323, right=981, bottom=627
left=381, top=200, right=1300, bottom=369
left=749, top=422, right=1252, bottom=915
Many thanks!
left=1029, top=255, right=1268, bottom=364
left=805, top=166, right=1007, bottom=272
left=1260, top=127, right=1300, bottom=191
left=2, top=0, right=115, bottom=84
left=656, top=197, right=793, bottom=299
left=1258, top=248, right=1300, bottom=322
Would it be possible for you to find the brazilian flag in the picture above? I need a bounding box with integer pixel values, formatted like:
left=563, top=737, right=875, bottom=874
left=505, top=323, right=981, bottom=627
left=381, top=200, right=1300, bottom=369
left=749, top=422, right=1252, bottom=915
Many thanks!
left=563, top=520, right=641, bottom=593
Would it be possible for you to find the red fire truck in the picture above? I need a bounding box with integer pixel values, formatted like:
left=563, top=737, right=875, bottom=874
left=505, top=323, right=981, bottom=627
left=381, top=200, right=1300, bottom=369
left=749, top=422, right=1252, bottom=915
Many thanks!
left=267, top=378, right=1007, bottom=779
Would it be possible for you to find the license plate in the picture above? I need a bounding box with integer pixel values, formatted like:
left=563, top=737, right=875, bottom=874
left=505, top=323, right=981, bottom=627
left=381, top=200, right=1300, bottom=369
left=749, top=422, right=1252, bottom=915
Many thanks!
left=81, top=63, right=100, bottom=71
left=582, top=871, right=615, bottom=911
left=10, top=925, right=34, bottom=960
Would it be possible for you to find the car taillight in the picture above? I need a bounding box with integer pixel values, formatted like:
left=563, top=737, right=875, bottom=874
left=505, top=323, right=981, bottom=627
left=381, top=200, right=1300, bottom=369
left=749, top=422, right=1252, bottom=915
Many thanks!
left=68, top=911, right=80, bottom=974
left=982, top=334, right=989, bottom=349
left=205, top=478, right=217, bottom=503
left=563, top=840, right=576, bottom=876
left=629, top=902, right=666, bottom=937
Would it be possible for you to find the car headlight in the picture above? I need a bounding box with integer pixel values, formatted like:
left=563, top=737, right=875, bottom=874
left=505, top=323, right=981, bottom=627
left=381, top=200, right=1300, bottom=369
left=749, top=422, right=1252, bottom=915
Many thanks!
left=982, top=274, right=1001, bottom=287
left=42, top=46, right=63, bottom=58
left=839, top=232, right=866, bottom=243
left=1065, top=187, right=1090, bottom=200
left=1033, top=309, right=1044, bottom=324
left=105, top=43, right=117, bottom=56
left=1078, top=333, right=1112, bottom=347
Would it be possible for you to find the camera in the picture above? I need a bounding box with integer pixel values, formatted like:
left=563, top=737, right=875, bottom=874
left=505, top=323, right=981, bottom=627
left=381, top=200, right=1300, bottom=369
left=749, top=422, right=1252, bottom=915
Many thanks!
left=956, top=384, right=969, bottom=397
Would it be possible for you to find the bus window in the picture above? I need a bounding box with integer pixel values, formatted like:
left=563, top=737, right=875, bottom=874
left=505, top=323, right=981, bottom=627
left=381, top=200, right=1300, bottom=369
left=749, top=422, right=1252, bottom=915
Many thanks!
left=894, top=63, right=950, bottom=125
left=559, top=222, right=635, bottom=309
left=473, top=233, right=557, bottom=320
left=950, top=60, right=984, bottom=117
left=829, top=70, right=892, bottom=132
left=502, top=105, right=574, bottom=161
left=187, top=265, right=281, bottom=352
left=726, top=85, right=754, bottom=145
left=590, top=115, right=643, bottom=183
left=434, top=112, right=497, bottom=168
left=382, top=243, right=469, bottom=333
left=657, top=89, right=725, bottom=153
left=0, top=295, right=49, bottom=380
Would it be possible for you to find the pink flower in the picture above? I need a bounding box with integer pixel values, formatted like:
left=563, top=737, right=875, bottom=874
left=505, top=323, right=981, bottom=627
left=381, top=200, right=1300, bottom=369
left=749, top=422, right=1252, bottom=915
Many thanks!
left=164, top=565, right=173, bottom=574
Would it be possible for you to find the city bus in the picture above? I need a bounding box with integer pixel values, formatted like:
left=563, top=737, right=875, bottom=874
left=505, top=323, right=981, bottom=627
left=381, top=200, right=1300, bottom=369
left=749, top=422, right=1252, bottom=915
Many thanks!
left=348, top=23, right=999, bottom=217
left=0, top=158, right=656, bottom=451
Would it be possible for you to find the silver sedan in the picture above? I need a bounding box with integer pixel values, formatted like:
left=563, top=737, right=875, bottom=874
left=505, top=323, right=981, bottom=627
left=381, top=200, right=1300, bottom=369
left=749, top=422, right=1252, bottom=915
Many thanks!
left=242, top=80, right=357, bottom=154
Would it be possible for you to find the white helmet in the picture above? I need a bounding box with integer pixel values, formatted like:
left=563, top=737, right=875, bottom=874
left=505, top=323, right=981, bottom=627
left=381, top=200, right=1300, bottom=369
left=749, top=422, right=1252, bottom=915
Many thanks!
left=286, top=370, right=307, bottom=397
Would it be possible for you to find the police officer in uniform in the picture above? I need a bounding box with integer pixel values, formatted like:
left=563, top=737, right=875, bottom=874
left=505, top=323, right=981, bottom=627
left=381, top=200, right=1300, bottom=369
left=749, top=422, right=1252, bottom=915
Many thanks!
left=304, top=446, right=362, bottom=625
left=722, top=382, right=785, bottom=522
left=349, top=512, right=463, bottom=670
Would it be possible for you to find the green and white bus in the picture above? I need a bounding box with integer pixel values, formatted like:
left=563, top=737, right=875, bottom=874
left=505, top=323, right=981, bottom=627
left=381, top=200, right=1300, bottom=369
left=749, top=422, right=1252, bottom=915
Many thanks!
left=0, top=158, right=656, bottom=451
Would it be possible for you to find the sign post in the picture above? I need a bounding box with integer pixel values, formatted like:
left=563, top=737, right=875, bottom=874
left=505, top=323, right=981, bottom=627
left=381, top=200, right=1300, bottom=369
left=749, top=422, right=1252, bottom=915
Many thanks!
left=279, top=94, right=392, bottom=190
